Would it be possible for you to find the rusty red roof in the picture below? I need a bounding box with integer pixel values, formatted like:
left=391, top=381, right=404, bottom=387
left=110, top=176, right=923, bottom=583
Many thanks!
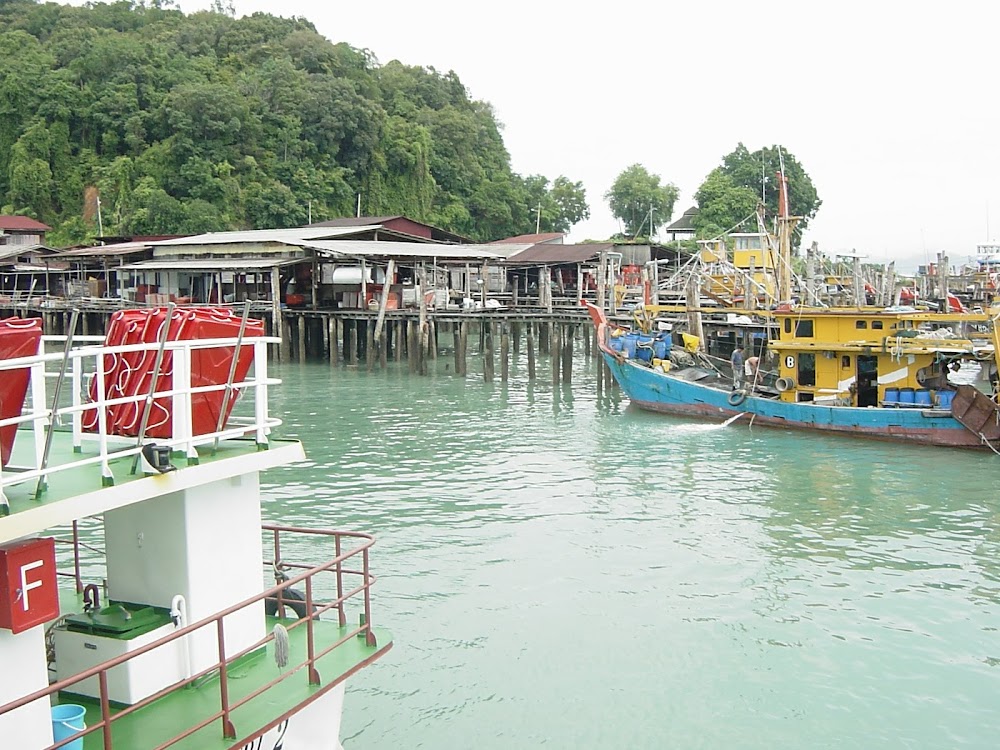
left=0, top=215, right=51, bottom=232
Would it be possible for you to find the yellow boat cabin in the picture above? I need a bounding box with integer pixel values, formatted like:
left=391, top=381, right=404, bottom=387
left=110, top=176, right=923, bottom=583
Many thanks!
left=769, top=306, right=996, bottom=408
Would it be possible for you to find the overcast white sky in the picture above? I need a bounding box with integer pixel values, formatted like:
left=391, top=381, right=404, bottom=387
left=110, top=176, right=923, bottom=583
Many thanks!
left=64, top=1, right=1000, bottom=270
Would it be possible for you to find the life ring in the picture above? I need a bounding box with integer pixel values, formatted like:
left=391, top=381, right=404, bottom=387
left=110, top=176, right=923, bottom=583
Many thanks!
left=728, top=390, right=748, bottom=406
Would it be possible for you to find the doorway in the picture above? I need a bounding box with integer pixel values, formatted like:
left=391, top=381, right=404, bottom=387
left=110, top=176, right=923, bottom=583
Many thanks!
left=857, top=355, right=879, bottom=407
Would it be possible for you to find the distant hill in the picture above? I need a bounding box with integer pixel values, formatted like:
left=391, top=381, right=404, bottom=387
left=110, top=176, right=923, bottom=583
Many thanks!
left=0, top=1, right=588, bottom=245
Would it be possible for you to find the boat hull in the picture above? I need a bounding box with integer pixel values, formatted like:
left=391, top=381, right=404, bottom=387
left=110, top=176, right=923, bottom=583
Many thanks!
left=602, top=352, right=984, bottom=449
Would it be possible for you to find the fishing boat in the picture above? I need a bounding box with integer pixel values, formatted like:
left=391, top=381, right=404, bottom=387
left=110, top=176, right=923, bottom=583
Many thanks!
left=585, top=299, right=1000, bottom=450
left=0, top=307, right=392, bottom=749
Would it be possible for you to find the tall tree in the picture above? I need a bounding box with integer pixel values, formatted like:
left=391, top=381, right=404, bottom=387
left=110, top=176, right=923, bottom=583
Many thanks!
left=605, top=164, right=678, bottom=239
left=701, top=143, right=821, bottom=247
left=691, top=168, right=759, bottom=239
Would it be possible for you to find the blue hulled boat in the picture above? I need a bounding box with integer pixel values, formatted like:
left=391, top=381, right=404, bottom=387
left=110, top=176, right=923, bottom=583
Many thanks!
left=584, top=301, right=1000, bottom=451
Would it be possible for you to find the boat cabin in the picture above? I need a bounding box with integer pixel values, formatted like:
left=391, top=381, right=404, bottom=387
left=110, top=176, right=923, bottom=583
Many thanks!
left=769, top=307, right=992, bottom=408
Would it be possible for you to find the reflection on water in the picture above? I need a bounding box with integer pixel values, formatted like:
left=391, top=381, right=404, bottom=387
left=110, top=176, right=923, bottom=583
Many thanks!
left=264, top=356, right=1000, bottom=749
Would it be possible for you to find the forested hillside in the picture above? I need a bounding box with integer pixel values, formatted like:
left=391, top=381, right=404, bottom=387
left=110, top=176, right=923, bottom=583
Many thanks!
left=0, top=0, right=590, bottom=245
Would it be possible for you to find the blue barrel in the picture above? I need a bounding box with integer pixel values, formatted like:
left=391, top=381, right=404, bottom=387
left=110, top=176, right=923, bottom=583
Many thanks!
left=914, top=388, right=932, bottom=406
left=51, top=704, right=86, bottom=750
left=608, top=335, right=624, bottom=353
left=636, top=334, right=655, bottom=363
left=622, top=333, right=638, bottom=359
left=652, top=333, right=671, bottom=359
left=898, top=387, right=915, bottom=405
left=936, top=390, right=955, bottom=409
left=883, top=387, right=899, bottom=406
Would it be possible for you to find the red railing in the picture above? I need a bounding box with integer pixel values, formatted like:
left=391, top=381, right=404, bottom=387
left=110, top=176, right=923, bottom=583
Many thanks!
left=0, top=524, right=384, bottom=750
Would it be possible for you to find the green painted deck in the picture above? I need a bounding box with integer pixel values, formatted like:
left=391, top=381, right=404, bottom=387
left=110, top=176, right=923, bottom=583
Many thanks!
left=56, top=616, right=392, bottom=750
left=2, top=428, right=299, bottom=516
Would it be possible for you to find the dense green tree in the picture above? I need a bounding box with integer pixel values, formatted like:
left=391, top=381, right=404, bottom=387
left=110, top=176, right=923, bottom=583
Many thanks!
left=0, top=0, right=584, bottom=243
left=701, top=143, right=821, bottom=248
left=605, top=164, right=678, bottom=239
left=692, top=168, right=759, bottom=239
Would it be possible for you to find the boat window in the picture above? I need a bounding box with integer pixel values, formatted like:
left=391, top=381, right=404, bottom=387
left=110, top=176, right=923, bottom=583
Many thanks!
left=797, top=392, right=814, bottom=402
left=856, top=320, right=867, bottom=329
left=795, top=319, right=814, bottom=337
left=798, top=352, right=816, bottom=386
left=871, top=320, right=883, bottom=330
left=784, top=318, right=791, bottom=335
left=842, top=356, right=851, bottom=368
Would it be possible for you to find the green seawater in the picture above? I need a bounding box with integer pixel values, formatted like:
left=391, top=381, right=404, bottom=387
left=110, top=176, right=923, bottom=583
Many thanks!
left=262, top=354, right=1000, bottom=749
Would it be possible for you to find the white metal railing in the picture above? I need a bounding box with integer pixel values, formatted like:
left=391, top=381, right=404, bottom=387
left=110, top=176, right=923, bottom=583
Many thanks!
left=0, top=333, right=283, bottom=505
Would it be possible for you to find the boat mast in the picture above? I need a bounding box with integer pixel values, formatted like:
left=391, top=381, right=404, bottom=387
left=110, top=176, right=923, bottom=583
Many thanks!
left=776, top=163, right=800, bottom=303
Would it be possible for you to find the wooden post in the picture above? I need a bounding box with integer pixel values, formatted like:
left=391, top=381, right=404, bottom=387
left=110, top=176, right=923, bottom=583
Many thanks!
left=562, top=324, right=573, bottom=383
left=686, top=275, right=705, bottom=351
left=310, top=259, right=319, bottom=309
left=395, top=318, right=404, bottom=362
left=539, top=322, right=549, bottom=354
left=334, top=315, right=337, bottom=367
left=297, top=317, right=306, bottom=364
left=418, top=265, right=429, bottom=375
left=597, top=251, right=607, bottom=313
left=366, top=320, right=375, bottom=371
left=372, top=259, right=396, bottom=369
left=551, top=324, right=560, bottom=385
left=501, top=324, right=510, bottom=382
left=512, top=322, right=521, bottom=356
left=483, top=321, right=495, bottom=382
left=577, top=262, right=584, bottom=305
left=584, top=323, right=591, bottom=357
left=460, top=321, right=469, bottom=376
left=270, top=265, right=282, bottom=362
left=527, top=325, right=536, bottom=380
left=513, top=275, right=519, bottom=307
left=480, top=260, right=488, bottom=307
left=348, top=320, right=358, bottom=365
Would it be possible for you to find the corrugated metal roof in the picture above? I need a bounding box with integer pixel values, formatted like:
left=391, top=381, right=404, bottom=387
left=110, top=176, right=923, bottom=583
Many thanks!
left=302, top=240, right=502, bottom=261
left=504, top=243, right=613, bottom=264
left=308, top=216, right=402, bottom=227
left=493, top=232, right=565, bottom=244
left=118, top=258, right=299, bottom=271
left=151, top=226, right=381, bottom=246
left=55, top=243, right=153, bottom=258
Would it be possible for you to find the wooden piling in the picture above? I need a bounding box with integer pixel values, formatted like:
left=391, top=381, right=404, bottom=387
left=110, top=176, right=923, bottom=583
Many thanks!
left=334, top=315, right=337, bottom=367
left=551, top=324, right=561, bottom=385
left=512, top=322, right=521, bottom=357
left=562, top=324, right=573, bottom=384
left=483, top=321, right=495, bottom=383
left=501, top=325, right=510, bottom=382
left=527, top=326, right=536, bottom=380
left=348, top=320, right=358, bottom=365
left=297, top=318, right=306, bottom=364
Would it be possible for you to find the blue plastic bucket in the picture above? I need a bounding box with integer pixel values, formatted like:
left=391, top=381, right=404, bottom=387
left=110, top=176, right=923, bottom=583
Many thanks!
left=914, top=388, right=932, bottom=406
left=608, top=335, right=624, bottom=353
left=51, top=704, right=86, bottom=750
left=883, top=387, right=899, bottom=406
left=936, top=390, right=955, bottom=409
left=898, top=387, right=915, bottom=405
left=621, top=333, right=638, bottom=359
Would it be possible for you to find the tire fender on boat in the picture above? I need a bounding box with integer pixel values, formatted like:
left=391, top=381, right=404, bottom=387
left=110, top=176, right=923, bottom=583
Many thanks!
left=728, top=390, right=748, bottom=406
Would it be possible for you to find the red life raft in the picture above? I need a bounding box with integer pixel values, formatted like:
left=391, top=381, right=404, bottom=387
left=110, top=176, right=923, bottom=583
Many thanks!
left=0, top=317, right=43, bottom=465
left=84, top=308, right=264, bottom=438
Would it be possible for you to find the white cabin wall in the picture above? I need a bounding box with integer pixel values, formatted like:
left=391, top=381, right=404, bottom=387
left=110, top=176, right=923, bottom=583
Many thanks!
left=0, top=626, right=53, bottom=748
left=104, top=472, right=265, bottom=677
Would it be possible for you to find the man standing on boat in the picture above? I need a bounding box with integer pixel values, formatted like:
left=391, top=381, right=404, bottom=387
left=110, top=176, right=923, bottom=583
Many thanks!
left=731, top=346, right=745, bottom=390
